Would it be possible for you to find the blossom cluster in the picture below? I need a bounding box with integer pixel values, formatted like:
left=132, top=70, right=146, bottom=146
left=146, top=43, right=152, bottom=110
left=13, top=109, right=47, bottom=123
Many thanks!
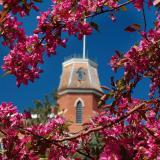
left=0, top=0, right=39, bottom=16
left=94, top=98, right=160, bottom=160
left=110, top=15, right=160, bottom=97
left=1, top=14, right=25, bottom=49
left=0, top=102, right=76, bottom=159
left=0, top=102, right=38, bottom=159
left=2, top=35, right=44, bottom=86
left=0, top=98, right=159, bottom=159
left=1, top=0, right=155, bottom=86
left=0, top=0, right=159, bottom=159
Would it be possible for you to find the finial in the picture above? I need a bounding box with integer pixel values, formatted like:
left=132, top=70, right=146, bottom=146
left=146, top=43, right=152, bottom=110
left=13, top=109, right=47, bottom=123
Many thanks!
left=83, top=18, right=86, bottom=59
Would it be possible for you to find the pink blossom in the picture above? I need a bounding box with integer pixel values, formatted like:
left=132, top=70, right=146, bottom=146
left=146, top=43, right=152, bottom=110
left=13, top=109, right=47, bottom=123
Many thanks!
left=133, top=0, right=144, bottom=11
left=99, top=137, right=122, bottom=160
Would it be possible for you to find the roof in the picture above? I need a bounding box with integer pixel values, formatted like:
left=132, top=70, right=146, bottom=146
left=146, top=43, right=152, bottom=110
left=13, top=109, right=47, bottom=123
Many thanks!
left=58, top=58, right=103, bottom=95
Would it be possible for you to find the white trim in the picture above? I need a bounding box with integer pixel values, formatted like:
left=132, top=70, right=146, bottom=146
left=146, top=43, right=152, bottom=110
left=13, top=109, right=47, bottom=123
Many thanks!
left=63, top=58, right=97, bottom=68
left=74, top=97, right=85, bottom=107
left=58, top=65, right=64, bottom=89
left=87, top=62, right=92, bottom=85
left=95, top=68, right=103, bottom=92
left=68, top=63, right=74, bottom=86
left=58, top=89, right=103, bottom=96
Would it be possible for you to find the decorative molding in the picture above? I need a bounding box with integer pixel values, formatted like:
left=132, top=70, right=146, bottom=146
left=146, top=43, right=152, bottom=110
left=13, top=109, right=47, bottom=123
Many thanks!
left=63, top=58, right=97, bottom=68
left=58, top=89, right=103, bottom=96
left=74, top=97, right=85, bottom=107
left=68, top=63, right=74, bottom=86
left=87, top=63, right=92, bottom=84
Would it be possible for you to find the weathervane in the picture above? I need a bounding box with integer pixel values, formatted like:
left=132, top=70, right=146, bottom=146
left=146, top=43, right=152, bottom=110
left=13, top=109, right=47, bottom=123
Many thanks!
left=83, top=18, right=86, bottom=59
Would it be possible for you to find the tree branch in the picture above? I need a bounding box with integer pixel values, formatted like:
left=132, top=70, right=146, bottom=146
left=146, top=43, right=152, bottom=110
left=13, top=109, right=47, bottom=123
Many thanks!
left=144, top=126, right=160, bottom=142
left=56, top=102, right=145, bottom=142
left=142, top=7, right=147, bottom=32
left=87, top=0, right=133, bottom=19
left=0, top=129, right=7, bottom=136
left=18, top=127, right=94, bottom=159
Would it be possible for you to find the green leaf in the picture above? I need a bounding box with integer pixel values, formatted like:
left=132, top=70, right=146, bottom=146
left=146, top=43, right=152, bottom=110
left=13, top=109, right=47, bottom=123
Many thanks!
left=116, top=79, right=126, bottom=91
left=90, top=22, right=99, bottom=32
left=121, top=6, right=127, bottom=11
left=1, top=71, right=11, bottom=77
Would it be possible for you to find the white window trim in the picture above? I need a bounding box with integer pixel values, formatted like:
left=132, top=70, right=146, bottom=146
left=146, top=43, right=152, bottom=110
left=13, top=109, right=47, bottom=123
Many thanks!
left=74, top=97, right=85, bottom=107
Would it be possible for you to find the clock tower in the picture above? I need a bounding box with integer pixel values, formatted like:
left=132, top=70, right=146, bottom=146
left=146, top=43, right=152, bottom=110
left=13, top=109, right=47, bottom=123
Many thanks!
left=57, top=57, right=103, bottom=133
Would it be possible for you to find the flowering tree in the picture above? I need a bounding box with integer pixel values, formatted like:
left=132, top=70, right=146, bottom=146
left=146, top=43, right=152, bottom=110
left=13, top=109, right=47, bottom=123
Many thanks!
left=0, top=0, right=160, bottom=159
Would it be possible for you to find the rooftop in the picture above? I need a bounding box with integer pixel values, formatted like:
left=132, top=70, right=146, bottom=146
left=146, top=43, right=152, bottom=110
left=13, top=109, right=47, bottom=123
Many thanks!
left=58, top=56, right=103, bottom=95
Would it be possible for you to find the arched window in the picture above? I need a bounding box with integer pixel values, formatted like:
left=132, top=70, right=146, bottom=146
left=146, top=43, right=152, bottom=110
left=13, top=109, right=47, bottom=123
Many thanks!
left=76, top=101, right=83, bottom=123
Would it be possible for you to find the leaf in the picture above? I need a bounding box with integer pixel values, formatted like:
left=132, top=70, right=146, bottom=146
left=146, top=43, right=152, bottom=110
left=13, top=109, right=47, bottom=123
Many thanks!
left=33, top=0, right=42, bottom=2
left=124, top=24, right=141, bottom=32
left=116, top=79, right=126, bottom=91
left=104, top=2, right=108, bottom=6
left=121, top=6, right=127, bottom=11
left=90, top=22, right=99, bottom=32
left=1, top=71, right=11, bottom=77
left=111, top=76, right=115, bottom=87
left=0, top=8, right=10, bottom=22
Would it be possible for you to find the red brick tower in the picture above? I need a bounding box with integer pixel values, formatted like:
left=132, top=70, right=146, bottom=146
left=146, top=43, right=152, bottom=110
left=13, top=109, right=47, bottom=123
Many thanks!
left=57, top=58, right=103, bottom=132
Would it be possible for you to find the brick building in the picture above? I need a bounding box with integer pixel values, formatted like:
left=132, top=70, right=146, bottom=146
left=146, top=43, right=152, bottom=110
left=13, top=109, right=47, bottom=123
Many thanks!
left=57, top=57, right=103, bottom=132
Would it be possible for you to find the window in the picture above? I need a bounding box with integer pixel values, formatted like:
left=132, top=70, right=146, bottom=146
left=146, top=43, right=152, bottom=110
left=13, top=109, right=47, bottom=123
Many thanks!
left=76, top=68, right=85, bottom=81
left=76, top=101, right=83, bottom=123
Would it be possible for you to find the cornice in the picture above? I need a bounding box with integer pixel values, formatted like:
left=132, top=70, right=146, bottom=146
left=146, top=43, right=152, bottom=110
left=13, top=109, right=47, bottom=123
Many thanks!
left=58, top=88, right=103, bottom=97
left=63, top=58, right=97, bottom=68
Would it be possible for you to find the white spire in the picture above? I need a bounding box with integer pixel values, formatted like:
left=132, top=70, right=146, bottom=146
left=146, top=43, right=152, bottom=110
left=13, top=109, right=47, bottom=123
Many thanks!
left=83, top=18, right=86, bottom=59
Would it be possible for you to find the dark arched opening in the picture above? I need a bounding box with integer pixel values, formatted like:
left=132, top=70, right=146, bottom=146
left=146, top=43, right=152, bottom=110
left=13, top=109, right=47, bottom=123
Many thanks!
left=76, top=101, right=83, bottom=123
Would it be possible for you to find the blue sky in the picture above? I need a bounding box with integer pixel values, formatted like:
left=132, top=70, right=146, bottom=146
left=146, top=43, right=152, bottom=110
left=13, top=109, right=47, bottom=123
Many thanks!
left=0, top=2, right=156, bottom=111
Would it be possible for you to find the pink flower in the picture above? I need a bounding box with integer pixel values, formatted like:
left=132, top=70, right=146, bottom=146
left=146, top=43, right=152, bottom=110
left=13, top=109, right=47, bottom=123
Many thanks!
left=99, top=137, right=122, bottom=160
left=2, top=35, right=44, bottom=86
left=110, top=14, right=116, bottom=22
left=133, top=0, right=144, bottom=11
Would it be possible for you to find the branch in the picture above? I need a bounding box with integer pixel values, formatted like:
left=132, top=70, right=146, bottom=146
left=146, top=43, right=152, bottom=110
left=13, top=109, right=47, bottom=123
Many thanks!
left=101, top=85, right=111, bottom=91
left=142, top=7, right=147, bottom=32
left=56, top=102, right=145, bottom=142
left=0, top=129, right=7, bottom=136
left=87, top=0, right=133, bottom=18
left=144, top=126, right=160, bottom=142
left=18, top=127, right=94, bottom=159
